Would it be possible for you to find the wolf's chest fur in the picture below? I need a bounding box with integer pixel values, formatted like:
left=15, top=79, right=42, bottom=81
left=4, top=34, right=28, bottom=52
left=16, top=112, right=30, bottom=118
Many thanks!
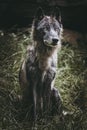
left=25, top=45, right=57, bottom=86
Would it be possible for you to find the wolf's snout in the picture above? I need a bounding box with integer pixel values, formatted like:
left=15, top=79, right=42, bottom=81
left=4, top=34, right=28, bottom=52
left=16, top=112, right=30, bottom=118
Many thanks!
left=52, top=39, right=58, bottom=45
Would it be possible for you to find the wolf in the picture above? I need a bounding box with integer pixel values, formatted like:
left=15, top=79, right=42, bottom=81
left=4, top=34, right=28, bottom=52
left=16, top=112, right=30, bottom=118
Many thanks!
left=19, top=7, right=63, bottom=121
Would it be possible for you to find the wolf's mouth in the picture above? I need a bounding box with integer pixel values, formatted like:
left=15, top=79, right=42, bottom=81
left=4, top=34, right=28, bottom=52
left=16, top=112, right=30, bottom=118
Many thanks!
left=44, top=40, right=58, bottom=47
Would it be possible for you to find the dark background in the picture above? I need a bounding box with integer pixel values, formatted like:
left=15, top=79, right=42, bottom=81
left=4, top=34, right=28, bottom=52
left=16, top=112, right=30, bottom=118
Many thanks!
left=0, top=0, right=87, bottom=32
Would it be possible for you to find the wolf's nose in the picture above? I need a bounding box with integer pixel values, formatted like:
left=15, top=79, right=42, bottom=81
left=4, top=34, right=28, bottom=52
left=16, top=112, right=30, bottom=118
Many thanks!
left=52, top=39, right=58, bottom=44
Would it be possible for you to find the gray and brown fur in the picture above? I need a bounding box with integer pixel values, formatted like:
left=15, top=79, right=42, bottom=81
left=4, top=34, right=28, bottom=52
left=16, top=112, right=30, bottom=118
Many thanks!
left=19, top=7, right=63, bottom=121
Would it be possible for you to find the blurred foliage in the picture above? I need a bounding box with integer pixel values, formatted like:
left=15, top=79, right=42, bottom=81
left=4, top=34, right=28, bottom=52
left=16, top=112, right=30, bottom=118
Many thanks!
left=0, top=29, right=87, bottom=130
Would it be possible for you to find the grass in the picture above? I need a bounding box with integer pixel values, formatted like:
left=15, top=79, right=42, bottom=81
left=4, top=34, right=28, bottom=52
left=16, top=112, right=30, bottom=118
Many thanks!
left=0, top=29, right=87, bottom=130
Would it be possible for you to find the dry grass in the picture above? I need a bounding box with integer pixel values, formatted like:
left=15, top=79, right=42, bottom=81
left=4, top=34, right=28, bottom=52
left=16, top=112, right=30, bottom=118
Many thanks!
left=0, top=29, right=87, bottom=130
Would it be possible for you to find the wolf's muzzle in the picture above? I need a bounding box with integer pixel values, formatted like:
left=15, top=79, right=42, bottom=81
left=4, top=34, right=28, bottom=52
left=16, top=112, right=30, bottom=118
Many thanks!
left=44, top=39, right=59, bottom=47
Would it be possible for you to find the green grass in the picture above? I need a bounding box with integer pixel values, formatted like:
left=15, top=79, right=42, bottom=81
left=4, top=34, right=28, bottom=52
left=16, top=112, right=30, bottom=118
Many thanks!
left=0, top=30, right=87, bottom=130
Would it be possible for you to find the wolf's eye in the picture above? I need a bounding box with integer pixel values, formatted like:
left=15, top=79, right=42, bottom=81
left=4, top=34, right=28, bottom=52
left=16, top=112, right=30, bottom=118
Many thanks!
left=53, top=26, right=60, bottom=35
left=43, top=24, right=50, bottom=31
left=46, top=25, right=50, bottom=30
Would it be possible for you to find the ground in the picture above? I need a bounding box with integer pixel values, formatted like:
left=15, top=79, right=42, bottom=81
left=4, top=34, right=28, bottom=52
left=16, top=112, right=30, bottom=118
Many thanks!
left=0, top=28, right=87, bottom=130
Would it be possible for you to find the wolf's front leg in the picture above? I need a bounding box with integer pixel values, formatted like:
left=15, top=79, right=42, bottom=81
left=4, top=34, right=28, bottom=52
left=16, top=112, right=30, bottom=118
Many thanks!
left=21, top=85, right=37, bottom=121
left=42, top=69, right=56, bottom=115
left=50, top=87, right=62, bottom=116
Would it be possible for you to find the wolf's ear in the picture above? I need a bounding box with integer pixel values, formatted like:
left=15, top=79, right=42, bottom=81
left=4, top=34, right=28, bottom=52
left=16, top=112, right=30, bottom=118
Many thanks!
left=35, top=7, right=44, bottom=20
left=51, top=7, right=61, bottom=23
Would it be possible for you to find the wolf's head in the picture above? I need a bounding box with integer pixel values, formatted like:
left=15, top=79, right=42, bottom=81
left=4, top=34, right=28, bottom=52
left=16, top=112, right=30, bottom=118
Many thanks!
left=33, top=7, right=63, bottom=47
